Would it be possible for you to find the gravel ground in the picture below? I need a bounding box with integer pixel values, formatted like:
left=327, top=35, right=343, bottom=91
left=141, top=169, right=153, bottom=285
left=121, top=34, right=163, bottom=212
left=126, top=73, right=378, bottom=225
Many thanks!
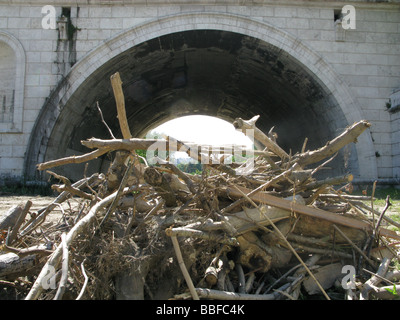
left=0, top=195, right=56, bottom=216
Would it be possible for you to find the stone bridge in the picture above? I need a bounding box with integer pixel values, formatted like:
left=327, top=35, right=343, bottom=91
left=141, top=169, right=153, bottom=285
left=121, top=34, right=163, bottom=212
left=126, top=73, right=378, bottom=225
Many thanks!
left=0, top=0, right=399, bottom=183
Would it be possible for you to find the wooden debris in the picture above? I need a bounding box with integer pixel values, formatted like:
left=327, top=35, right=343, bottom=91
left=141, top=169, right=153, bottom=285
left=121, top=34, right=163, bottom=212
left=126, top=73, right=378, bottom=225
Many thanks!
left=302, top=263, right=344, bottom=295
left=1, top=71, right=399, bottom=301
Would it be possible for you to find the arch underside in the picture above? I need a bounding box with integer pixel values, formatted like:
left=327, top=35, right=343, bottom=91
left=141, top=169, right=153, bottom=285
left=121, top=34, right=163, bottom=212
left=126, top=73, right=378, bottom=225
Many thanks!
left=27, top=12, right=376, bottom=181
left=42, top=29, right=357, bottom=181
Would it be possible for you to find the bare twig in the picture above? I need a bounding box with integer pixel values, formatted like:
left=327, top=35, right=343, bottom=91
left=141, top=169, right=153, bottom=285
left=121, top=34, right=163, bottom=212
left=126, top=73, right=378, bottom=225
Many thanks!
left=166, top=227, right=239, bottom=246
left=98, top=159, right=135, bottom=230
left=169, top=235, right=199, bottom=300
left=54, top=233, right=69, bottom=300
left=371, top=180, right=377, bottom=231
left=195, top=284, right=291, bottom=300
left=363, top=195, right=392, bottom=261
left=76, top=259, right=88, bottom=300
left=25, top=190, right=121, bottom=300
left=96, top=101, right=115, bottom=139
left=37, top=148, right=108, bottom=171
left=332, top=224, right=377, bottom=269
left=235, top=263, right=246, bottom=293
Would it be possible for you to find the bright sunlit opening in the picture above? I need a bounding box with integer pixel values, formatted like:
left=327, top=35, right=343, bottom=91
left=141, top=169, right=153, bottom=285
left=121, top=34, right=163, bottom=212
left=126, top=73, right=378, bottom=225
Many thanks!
left=148, top=115, right=253, bottom=147
left=146, top=115, right=254, bottom=161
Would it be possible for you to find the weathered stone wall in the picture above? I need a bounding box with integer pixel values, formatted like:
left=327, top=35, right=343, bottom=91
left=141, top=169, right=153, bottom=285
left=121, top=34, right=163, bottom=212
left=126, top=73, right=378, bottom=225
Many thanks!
left=0, top=1, right=399, bottom=181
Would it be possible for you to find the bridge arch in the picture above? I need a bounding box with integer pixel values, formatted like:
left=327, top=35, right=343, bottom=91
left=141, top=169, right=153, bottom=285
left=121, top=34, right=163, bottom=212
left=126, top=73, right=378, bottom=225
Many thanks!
left=0, top=31, right=25, bottom=133
left=24, top=13, right=377, bottom=180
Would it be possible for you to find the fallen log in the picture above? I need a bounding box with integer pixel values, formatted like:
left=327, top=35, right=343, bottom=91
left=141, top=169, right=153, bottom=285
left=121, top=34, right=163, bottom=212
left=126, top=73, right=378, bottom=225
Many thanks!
left=224, top=195, right=305, bottom=235
left=0, top=203, right=29, bottom=231
left=194, top=285, right=289, bottom=300
left=165, top=226, right=239, bottom=246
left=1, top=200, right=31, bottom=245
left=39, top=137, right=260, bottom=172
left=294, top=120, right=371, bottom=168
left=304, top=174, right=353, bottom=190
left=37, top=148, right=109, bottom=171
left=370, top=284, right=400, bottom=300
left=302, top=262, right=344, bottom=295
left=0, top=253, right=38, bottom=279
left=117, top=195, right=154, bottom=212
left=225, top=186, right=400, bottom=241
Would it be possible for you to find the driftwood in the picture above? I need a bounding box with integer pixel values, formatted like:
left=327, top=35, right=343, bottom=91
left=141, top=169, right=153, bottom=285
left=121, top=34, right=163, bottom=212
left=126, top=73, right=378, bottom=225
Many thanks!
left=294, top=120, right=371, bottom=168
left=25, top=190, right=123, bottom=300
left=0, top=202, right=31, bottom=231
left=110, top=72, right=132, bottom=140
left=302, top=262, right=344, bottom=295
left=360, top=257, right=391, bottom=300
left=233, top=115, right=289, bottom=160
left=0, top=253, right=38, bottom=278
left=2, top=71, right=399, bottom=301
left=144, top=167, right=178, bottom=207
left=223, top=195, right=304, bottom=234
left=224, top=186, right=399, bottom=241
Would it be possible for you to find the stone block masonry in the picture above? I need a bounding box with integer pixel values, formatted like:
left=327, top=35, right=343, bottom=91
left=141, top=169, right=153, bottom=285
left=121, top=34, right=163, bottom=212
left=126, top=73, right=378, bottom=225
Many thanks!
left=0, top=0, right=399, bottom=182
left=392, top=110, right=400, bottom=179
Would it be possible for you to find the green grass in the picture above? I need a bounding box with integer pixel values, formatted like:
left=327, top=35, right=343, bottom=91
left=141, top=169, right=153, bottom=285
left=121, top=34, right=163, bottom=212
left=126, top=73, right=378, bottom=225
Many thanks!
left=352, top=186, right=400, bottom=200
left=350, top=186, right=400, bottom=233
left=353, top=186, right=400, bottom=206
left=371, top=187, right=400, bottom=202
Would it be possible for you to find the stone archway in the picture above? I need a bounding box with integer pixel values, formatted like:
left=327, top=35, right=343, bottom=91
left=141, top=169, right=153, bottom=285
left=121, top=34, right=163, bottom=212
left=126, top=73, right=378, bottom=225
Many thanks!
left=0, top=31, right=25, bottom=133
left=24, top=13, right=377, bottom=181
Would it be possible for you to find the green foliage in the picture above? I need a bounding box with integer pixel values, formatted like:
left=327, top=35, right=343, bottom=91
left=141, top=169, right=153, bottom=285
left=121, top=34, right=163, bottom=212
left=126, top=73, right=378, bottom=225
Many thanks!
left=385, top=285, right=400, bottom=299
left=135, top=130, right=168, bottom=163
left=177, top=162, right=203, bottom=174
left=135, top=149, right=147, bottom=163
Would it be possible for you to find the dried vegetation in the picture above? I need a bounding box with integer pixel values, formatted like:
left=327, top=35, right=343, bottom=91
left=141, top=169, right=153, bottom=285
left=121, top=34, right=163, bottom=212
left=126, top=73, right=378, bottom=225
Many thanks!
left=1, top=72, right=399, bottom=300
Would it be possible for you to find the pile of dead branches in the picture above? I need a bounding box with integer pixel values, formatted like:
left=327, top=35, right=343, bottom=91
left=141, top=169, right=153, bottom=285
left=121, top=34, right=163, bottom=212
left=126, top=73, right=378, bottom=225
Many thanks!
left=1, top=72, right=399, bottom=300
